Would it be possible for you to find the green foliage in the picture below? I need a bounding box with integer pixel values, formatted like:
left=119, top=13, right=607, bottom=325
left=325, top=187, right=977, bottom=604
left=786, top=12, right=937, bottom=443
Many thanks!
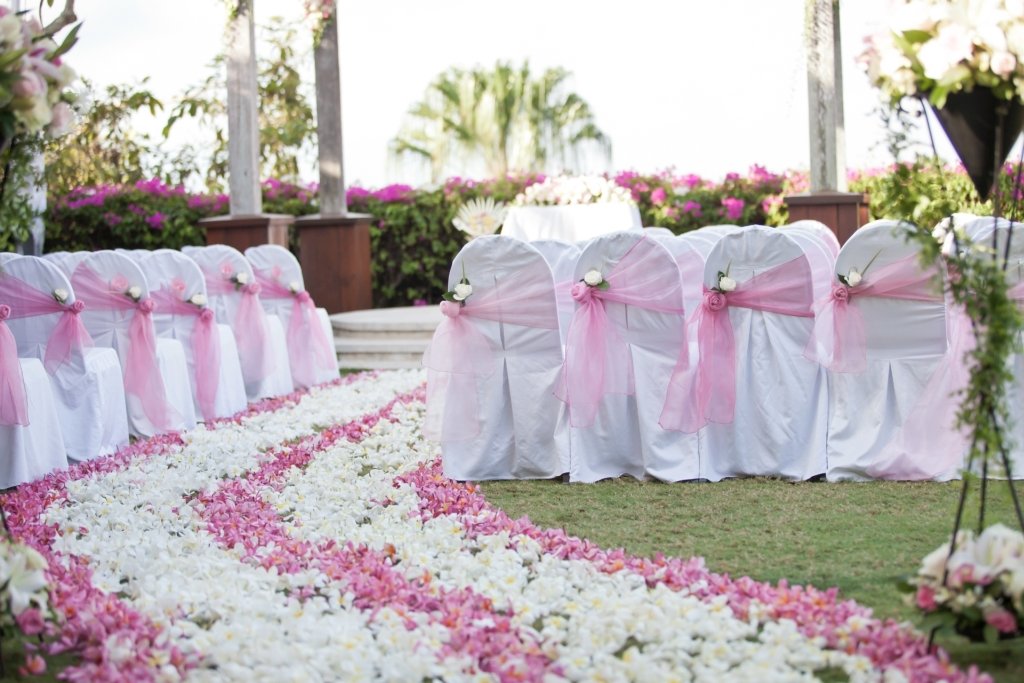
left=162, top=18, right=317, bottom=190
left=44, top=180, right=223, bottom=252
left=391, top=61, right=610, bottom=182
left=0, top=135, right=45, bottom=252
left=42, top=79, right=165, bottom=197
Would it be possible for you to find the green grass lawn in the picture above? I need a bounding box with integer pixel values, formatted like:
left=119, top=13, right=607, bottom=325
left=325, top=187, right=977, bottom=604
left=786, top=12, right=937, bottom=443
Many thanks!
left=480, top=477, right=1024, bottom=682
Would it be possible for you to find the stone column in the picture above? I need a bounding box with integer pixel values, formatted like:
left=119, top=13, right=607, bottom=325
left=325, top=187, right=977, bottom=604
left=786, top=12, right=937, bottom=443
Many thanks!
left=201, top=0, right=293, bottom=251
left=785, top=0, right=869, bottom=244
left=295, top=2, right=374, bottom=313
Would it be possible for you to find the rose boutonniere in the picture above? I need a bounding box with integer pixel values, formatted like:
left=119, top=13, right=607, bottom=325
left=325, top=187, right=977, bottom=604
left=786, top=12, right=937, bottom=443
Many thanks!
left=188, top=293, right=207, bottom=307
left=52, top=288, right=69, bottom=304
left=442, top=263, right=472, bottom=305
left=582, top=269, right=609, bottom=291
left=713, top=263, right=736, bottom=293
left=837, top=250, right=881, bottom=287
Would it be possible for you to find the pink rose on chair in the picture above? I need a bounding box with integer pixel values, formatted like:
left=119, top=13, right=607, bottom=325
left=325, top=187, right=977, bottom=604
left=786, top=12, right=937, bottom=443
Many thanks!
left=570, top=282, right=594, bottom=304
left=831, top=284, right=850, bottom=302
left=439, top=301, right=461, bottom=318
left=703, top=290, right=727, bottom=311
left=109, top=274, right=129, bottom=291
left=170, top=277, right=187, bottom=294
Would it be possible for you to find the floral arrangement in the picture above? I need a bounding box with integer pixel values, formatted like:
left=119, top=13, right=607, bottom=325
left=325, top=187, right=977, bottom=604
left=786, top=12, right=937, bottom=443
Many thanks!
left=514, top=174, right=635, bottom=206
left=0, top=370, right=990, bottom=680
left=0, top=534, right=54, bottom=675
left=452, top=196, right=506, bottom=239
left=0, top=6, right=77, bottom=143
left=903, top=524, right=1023, bottom=642
left=858, top=0, right=1024, bottom=106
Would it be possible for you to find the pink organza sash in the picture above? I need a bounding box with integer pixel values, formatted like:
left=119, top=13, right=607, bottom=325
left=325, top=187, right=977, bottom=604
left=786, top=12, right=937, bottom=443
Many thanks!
left=804, top=253, right=941, bottom=373
left=0, top=305, right=28, bottom=426
left=0, top=273, right=93, bottom=372
left=71, top=264, right=176, bottom=431
left=553, top=237, right=685, bottom=428
left=423, top=276, right=559, bottom=442
left=660, top=255, right=814, bottom=433
left=254, top=270, right=335, bottom=388
left=202, top=267, right=272, bottom=383
left=151, top=287, right=221, bottom=420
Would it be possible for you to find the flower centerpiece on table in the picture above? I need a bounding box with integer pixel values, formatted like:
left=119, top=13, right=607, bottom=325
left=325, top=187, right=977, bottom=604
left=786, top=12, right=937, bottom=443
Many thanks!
left=452, top=197, right=507, bottom=240
left=514, top=175, right=635, bottom=206
left=901, top=524, right=1024, bottom=642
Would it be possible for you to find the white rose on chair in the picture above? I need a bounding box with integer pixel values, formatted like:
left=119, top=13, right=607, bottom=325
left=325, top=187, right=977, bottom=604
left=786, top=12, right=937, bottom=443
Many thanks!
left=188, top=293, right=207, bottom=307
left=452, top=282, right=473, bottom=301
left=717, top=275, right=737, bottom=292
left=126, top=286, right=142, bottom=301
left=288, top=281, right=302, bottom=294
left=583, top=270, right=603, bottom=287
left=235, top=273, right=249, bottom=285
left=845, top=268, right=863, bottom=287
left=52, top=288, right=69, bottom=304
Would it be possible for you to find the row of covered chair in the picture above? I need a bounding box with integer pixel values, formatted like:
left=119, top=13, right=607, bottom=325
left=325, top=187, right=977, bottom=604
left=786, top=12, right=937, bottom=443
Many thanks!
left=425, top=218, right=1023, bottom=484
left=0, top=244, right=339, bottom=488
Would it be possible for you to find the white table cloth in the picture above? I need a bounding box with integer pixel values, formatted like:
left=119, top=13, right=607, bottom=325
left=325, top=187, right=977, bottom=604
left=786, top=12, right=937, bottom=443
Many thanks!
left=502, top=204, right=642, bottom=243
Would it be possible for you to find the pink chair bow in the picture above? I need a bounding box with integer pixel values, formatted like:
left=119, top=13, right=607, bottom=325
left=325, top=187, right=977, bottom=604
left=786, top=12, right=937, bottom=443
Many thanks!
left=660, top=255, right=814, bottom=433
left=0, top=273, right=94, bottom=373
left=423, top=277, right=559, bottom=442
left=203, top=267, right=272, bottom=384
left=71, top=265, right=177, bottom=432
left=553, top=237, right=685, bottom=428
left=803, top=253, right=942, bottom=373
left=253, top=270, right=336, bottom=388
left=150, top=287, right=221, bottom=420
left=0, top=304, right=29, bottom=426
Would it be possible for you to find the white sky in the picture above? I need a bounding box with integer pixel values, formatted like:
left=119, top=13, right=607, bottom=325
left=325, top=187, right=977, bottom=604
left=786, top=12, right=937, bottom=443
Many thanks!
left=40, top=0, right=963, bottom=188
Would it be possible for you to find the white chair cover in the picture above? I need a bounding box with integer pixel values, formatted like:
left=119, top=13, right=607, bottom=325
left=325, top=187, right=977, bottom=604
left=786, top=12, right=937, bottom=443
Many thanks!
left=824, top=220, right=963, bottom=481
left=568, top=231, right=699, bottom=482
left=782, top=220, right=840, bottom=260
left=183, top=245, right=294, bottom=400
left=643, top=226, right=675, bottom=238
left=42, top=251, right=89, bottom=277
left=140, top=249, right=248, bottom=421
left=530, top=239, right=580, bottom=345
left=0, top=252, right=18, bottom=265
left=698, top=226, right=828, bottom=481
left=426, top=236, right=569, bottom=480
left=0, top=358, right=69, bottom=488
left=70, top=251, right=197, bottom=437
left=1, top=256, right=129, bottom=461
left=244, top=244, right=339, bottom=388
left=963, top=216, right=1024, bottom=479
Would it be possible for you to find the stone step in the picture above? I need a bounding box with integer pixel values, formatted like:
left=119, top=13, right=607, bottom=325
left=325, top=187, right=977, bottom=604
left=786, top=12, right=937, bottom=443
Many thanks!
left=331, top=306, right=438, bottom=370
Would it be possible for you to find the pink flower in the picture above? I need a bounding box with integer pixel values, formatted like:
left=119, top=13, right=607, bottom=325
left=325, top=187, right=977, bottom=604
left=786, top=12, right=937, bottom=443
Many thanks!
left=170, top=278, right=186, bottom=294
left=703, top=290, right=727, bottom=311
left=15, top=607, right=46, bottom=635
left=682, top=200, right=702, bottom=217
left=650, top=187, right=667, bottom=206
left=985, top=608, right=1018, bottom=634
left=19, top=654, right=46, bottom=676
left=915, top=585, right=937, bottom=611
left=109, top=275, right=129, bottom=291
left=721, top=197, right=745, bottom=221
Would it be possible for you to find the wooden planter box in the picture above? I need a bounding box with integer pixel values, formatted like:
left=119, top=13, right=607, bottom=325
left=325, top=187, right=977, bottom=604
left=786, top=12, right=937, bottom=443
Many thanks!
left=294, top=213, right=373, bottom=314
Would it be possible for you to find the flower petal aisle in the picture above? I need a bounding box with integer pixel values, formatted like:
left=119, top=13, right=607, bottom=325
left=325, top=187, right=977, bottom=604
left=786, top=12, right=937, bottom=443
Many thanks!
left=1, top=370, right=990, bottom=682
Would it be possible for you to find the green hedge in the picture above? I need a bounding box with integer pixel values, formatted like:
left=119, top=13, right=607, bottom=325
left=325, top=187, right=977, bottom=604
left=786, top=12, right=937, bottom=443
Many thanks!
left=39, top=166, right=1020, bottom=308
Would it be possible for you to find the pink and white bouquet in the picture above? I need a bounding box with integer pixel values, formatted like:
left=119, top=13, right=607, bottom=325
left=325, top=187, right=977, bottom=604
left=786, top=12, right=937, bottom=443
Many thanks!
left=904, top=523, right=1024, bottom=642
left=0, top=6, right=77, bottom=143
left=858, top=0, right=1024, bottom=107
left=0, top=535, right=53, bottom=675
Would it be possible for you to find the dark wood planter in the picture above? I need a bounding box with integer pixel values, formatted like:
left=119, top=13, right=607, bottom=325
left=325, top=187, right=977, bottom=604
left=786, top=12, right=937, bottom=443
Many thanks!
left=784, top=192, right=870, bottom=246
left=294, top=213, right=373, bottom=314
left=199, top=213, right=294, bottom=251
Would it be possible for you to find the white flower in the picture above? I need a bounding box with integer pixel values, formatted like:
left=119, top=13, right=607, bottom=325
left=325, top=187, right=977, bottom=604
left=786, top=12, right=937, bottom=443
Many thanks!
left=975, top=523, right=1024, bottom=573
left=452, top=197, right=507, bottom=239
left=846, top=268, right=863, bottom=287
left=4, top=545, right=48, bottom=615
left=188, top=293, right=207, bottom=307
left=52, top=288, right=69, bottom=303
left=235, top=273, right=249, bottom=285
left=452, top=282, right=473, bottom=301
left=718, top=275, right=737, bottom=292
left=583, top=270, right=603, bottom=287
left=127, top=285, right=142, bottom=300
left=288, top=281, right=302, bottom=294
left=514, top=175, right=634, bottom=206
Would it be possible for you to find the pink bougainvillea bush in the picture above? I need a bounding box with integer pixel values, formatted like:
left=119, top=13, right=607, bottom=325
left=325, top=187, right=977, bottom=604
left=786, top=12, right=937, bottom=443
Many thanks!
left=0, top=370, right=993, bottom=682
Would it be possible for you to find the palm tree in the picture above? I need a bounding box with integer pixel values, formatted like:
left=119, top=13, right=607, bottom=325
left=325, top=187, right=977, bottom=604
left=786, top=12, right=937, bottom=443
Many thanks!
left=391, top=61, right=610, bottom=182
